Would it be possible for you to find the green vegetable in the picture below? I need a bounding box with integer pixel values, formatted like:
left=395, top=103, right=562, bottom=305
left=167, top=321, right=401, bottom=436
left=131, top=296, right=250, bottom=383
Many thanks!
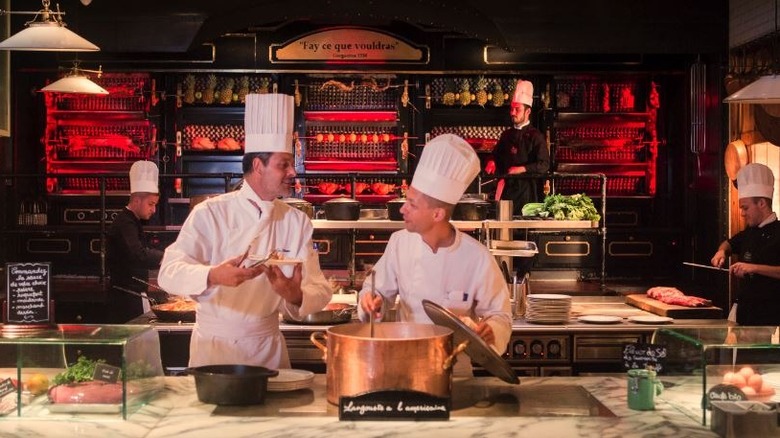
left=52, top=356, right=105, bottom=385
left=521, top=202, right=545, bottom=217
left=541, top=193, right=601, bottom=222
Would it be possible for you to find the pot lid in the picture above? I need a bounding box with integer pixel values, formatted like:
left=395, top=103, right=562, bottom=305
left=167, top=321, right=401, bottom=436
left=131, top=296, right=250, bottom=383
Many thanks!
left=422, top=299, right=519, bottom=385
left=324, top=197, right=360, bottom=204
left=387, top=197, right=406, bottom=203
left=280, top=197, right=311, bottom=204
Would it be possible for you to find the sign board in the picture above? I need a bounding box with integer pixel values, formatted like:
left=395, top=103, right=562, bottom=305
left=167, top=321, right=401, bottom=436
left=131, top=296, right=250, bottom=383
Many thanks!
left=706, top=384, right=747, bottom=409
left=93, top=363, right=121, bottom=384
left=271, top=27, right=429, bottom=64
left=623, top=343, right=667, bottom=373
left=5, top=262, right=51, bottom=324
left=339, top=389, right=450, bottom=421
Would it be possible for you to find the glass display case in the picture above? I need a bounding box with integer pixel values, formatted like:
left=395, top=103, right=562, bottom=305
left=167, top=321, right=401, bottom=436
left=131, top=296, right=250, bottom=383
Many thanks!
left=652, top=326, right=780, bottom=425
left=0, top=324, right=164, bottom=419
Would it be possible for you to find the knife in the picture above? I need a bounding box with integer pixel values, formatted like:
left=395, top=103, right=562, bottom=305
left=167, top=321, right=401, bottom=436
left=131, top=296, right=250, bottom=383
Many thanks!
left=683, top=262, right=729, bottom=272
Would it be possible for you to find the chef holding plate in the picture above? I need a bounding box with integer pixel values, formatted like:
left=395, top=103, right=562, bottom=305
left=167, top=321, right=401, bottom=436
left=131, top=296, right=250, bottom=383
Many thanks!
left=358, top=133, right=512, bottom=376
left=158, top=93, right=332, bottom=368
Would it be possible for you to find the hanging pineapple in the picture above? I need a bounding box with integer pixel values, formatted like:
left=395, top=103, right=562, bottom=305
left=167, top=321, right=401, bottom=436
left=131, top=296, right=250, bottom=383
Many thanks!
left=219, top=77, right=235, bottom=105
left=492, top=81, right=506, bottom=107
left=442, top=79, right=456, bottom=106
left=183, top=74, right=196, bottom=104
left=293, top=79, right=302, bottom=107
left=202, top=74, right=218, bottom=104
left=237, top=76, right=250, bottom=103
left=257, top=77, right=270, bottom=94
left=458, top=78, right=472, bottom=106
left=475, top=76, right=488, bottom=107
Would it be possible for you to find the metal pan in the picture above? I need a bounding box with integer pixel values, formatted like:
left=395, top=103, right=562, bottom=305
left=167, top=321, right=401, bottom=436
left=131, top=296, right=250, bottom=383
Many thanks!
left=283, top=304, right=355, bottom=325
left=113, top=285, right=196, bottom=322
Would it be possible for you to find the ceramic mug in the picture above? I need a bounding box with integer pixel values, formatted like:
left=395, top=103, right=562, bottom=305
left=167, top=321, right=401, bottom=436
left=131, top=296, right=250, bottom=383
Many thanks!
left=627, top=369, right=663, bottom=410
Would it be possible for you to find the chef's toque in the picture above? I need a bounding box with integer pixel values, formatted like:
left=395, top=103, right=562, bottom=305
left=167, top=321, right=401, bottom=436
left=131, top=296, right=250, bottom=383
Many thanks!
left=511, top=80, right=534, bottom=108
left=737, top=163, right=775, bottom=199
left=129, top=160, right=158, bottom=194
left=244, top=93, right=294, bottom=153
left=411, top=134, right=480, bottom=205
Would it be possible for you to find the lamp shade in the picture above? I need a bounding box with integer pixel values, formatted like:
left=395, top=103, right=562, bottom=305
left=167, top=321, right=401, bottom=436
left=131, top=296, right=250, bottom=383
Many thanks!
left=0, top=21, right=99, bottom=51
left=40, top=75, right=108, bottom=95
left=723, top=75, right=780, bottom=104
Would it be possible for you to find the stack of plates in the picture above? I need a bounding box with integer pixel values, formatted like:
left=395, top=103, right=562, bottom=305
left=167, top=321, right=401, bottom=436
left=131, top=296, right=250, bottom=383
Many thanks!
left=267, top=369, right=315, bottom=392
left=525, top=294, right=572, bottom=324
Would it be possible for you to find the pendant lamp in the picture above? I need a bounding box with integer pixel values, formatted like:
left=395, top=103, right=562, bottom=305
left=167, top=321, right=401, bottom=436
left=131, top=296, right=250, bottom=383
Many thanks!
left=40, top=64, right=108, bottom=95
left=0, top=0, right=99, bottom=51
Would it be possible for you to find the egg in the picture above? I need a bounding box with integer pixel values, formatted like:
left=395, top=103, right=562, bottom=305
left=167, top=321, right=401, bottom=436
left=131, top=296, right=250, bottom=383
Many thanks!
left=742, top=386, right=757, bottom=396
left=723, top=371, right=736, bottom=384
left=738, top=366, right=755, bottom=379
left=748, top=373, right=764, bottom=391
left=731, top=373, right=747, bottom=388
left=759, top=382, right=776, bottom=396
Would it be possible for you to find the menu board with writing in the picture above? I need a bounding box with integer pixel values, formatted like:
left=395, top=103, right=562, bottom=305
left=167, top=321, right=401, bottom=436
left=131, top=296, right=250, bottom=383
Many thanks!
left=5, top=262, right=51, bottom=324
left=623, top=343, right=667, bottom=373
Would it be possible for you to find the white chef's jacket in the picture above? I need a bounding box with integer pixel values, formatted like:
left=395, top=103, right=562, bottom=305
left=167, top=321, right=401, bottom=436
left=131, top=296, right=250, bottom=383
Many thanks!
left=357, top=228, right=512, bottom=376
left=158, top=183, right=332, bottom=369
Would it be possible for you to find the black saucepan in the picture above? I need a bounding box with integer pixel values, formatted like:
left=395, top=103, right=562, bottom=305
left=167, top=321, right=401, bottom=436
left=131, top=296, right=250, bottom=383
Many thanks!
left=323, top=197, right=360, bottom=220
left=386, top=197, right=406, bottom=221
left=453, top=198, right=491, bottom=221
left=187, top=364, right=278, bottom=405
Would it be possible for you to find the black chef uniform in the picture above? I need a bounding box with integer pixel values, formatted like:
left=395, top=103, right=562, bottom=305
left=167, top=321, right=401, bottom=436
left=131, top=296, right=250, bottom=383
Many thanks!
left=729, top=219, right=780, bottom=325
left=492, top=124, right=550, bottom=216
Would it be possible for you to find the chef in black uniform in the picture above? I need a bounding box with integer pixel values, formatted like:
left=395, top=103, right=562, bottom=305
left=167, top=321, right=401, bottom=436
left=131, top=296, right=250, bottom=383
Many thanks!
left=711, top=163, right=780, bottom=325
left=106, top=161, right=164, bottom=323
left=485, top=79, right=550, bottom=217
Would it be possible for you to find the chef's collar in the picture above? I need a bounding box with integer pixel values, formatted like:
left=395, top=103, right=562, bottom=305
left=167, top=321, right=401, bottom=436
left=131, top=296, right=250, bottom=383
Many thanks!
left=513, top=121, right=530, bottom=130
left=240, top=183, right=274, bottom=218
left=759, top=212, right=778, bottom=228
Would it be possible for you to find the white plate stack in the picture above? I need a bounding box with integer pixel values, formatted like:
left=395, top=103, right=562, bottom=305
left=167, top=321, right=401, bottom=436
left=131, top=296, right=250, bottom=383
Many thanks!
left=525, top=294, right=572, bottom=324
left=267, top=369, right=315, bottom=392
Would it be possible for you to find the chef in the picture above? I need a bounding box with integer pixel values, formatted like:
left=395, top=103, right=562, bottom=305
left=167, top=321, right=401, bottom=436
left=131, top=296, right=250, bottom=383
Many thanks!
left=711, top=163, right=780, bottom=325
left=358, top=133, right=512, bottom=376
left=485, top=79, right=550, bottom=216
left=106, top=160, right=164, bottom=323
left=158, top=93, right=332, bottom=368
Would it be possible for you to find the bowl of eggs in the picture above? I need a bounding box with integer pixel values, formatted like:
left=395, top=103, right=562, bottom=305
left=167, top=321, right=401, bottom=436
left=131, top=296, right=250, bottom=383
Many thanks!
left=721, top=366, right=777, bottom=401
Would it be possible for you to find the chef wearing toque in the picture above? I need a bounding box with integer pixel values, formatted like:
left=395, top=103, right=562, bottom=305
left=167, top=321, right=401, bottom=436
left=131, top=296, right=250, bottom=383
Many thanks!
left=106, top=160, right=164, bottom=323
left=711, top=163, right=780, bottom=325
left=158, top=93, right=332, bottom=368
left=358, top=133, right=512, bottom=376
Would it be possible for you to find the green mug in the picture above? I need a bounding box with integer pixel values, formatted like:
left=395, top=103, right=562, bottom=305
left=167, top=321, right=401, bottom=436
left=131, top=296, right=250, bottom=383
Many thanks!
left=627, top=369, right=663, bottom=410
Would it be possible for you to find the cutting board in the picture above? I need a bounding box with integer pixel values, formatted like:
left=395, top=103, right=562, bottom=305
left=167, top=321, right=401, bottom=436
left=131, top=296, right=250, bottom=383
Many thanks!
left=625, top=294, right=723, bottom=319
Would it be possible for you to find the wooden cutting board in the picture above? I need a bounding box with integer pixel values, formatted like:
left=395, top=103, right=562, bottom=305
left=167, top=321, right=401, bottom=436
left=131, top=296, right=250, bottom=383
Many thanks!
left=625, top=294, right=723, bottom=319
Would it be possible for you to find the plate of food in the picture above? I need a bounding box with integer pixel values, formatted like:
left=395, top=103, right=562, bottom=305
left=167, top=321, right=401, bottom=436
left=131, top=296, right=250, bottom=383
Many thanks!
left=577, top=315, right=623, bottom=324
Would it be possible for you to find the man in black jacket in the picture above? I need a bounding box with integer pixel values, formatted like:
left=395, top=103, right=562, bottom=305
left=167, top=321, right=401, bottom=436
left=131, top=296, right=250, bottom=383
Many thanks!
left=106, top=161, right=164, bottom=322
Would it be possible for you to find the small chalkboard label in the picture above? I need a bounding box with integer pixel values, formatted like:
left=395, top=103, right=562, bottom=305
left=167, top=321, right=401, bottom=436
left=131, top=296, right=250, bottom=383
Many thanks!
left=706, top=384, right=746, bottom=409
left=623, top=343, right=667, bottom=373
left=0, top=378, right=16, bottom=398
left=339, top=389, right=450, bottom=421
left=93, top=363, right=121, bottom=383
left=5, top=262, right=51, bottom=324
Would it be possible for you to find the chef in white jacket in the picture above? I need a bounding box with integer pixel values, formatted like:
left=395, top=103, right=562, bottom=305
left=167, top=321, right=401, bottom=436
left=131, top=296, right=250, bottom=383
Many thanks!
left=158, top=93, right=332, bottom=369
left=358, top=133, right=512, bottom=376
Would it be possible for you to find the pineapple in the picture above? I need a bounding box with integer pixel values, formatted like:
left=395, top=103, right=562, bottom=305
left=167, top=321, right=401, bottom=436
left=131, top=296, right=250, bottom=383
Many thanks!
left=257, top=77, right=270, bottom=94
left=458, top=78, right=472, bottom=106
left=183, top=74, right=196, bottom=104
left=442, top=79, right=456, bottom=106
left=492, top=82, right=505, bottom=107
left=475, top=76, right=488, bottom=107
left=202, top=74, right=217, bottom=104
left=219, top=77, right=235, bottom=105
left=238, top=76, right=250, bottom=103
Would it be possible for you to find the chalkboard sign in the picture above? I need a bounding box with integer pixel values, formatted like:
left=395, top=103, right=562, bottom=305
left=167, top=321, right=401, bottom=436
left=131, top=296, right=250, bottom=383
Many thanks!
left=706, top=384, right=746, bottom=409
left=93, top=363, right=121, bottom=383
left=0, top=378, right=16, bottom=398
left=623, top=343, right=667, bottom=373
left=5, top=262, right=51, bottom=324
left=339, top=389, right=450, bottom=421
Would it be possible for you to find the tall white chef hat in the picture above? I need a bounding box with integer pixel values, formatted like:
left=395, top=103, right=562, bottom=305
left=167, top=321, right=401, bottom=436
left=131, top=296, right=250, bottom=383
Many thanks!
left=411, top=134, right=480, bottom=205
left=737, top=163, right=775, bottom=199
left=244, top=93, right=294, bottom=154
left=129, top=160, right=158, bottom=194
left=511, top=79, right=534, bottom=108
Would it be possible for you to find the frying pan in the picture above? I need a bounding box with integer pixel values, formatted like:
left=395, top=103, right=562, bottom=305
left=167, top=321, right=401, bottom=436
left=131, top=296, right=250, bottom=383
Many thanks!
left=283, top=304, right=355, bottom=325
left=113, top=285, right=196, bottom=322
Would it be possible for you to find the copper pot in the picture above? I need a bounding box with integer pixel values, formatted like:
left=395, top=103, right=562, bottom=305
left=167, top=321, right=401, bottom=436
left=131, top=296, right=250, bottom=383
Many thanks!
left=311, top=322, right=463, bottom=405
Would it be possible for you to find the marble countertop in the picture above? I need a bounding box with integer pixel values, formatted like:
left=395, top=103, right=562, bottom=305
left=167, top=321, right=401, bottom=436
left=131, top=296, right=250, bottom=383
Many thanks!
left=0, top=374, right=721, bottom=438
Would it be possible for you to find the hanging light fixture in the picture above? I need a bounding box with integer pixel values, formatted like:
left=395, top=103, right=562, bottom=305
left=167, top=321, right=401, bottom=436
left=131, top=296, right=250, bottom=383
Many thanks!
left=40, top=63, right=108, bottom=95
left=0, top=0, right=99, bottom=51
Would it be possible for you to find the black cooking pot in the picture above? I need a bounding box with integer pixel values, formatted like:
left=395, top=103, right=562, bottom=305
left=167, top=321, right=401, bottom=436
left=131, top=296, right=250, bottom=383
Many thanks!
left=386, top=197, right=406, bottom=221
left=281, top=197, right=314, bottom=218
left=323, top=197, right=360, bottom=220
left=453, top=198, right=491, bottom=221
left=187, top=364, right=278, bottom=405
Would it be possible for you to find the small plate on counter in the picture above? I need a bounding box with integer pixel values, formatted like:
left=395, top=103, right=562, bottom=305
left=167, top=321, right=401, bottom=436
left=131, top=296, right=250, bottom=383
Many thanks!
left=628, top=315, right=674, bottom=324
left=577, top=315, right=623, bottom=324
left=267, top=369, right=315, bottom=392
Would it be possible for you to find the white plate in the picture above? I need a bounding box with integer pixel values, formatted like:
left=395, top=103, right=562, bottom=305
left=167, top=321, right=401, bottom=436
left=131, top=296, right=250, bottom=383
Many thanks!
left=577, top=315, right=623, bottom=324
left=268, top=369, right=314, bottom=392
left=628, top=315, right=674, bottom=324
left=246, top=256, right=303, bottom=266
left=527, top=294, right=572, bottom=300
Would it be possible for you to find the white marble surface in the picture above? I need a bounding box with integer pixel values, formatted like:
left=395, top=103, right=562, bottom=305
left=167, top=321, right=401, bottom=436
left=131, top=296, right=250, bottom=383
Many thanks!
left=0, top=375, right=720, bottom=438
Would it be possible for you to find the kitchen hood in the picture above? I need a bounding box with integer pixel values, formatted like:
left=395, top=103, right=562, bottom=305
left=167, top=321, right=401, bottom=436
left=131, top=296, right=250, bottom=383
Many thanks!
left=724, top=74, right=780, bottom=104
